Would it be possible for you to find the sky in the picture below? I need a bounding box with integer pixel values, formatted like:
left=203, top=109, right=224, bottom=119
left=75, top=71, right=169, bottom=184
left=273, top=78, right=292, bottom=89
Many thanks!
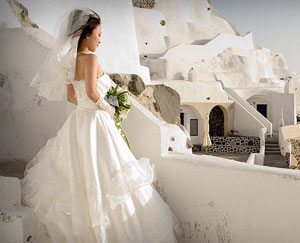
left=211, top=0, right=300, bottom=74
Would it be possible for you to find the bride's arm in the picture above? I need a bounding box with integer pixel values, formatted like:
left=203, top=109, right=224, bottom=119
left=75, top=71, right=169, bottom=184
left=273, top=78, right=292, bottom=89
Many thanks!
left=85, top=54, right=115, bottom=117
left=67, top=83, right=77, bottom=105
left=85, top=54, right=101, bottom=102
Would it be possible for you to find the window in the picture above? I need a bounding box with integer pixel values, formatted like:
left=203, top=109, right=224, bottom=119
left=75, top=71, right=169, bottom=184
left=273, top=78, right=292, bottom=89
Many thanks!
left=190, top=119, right=198, bottom=136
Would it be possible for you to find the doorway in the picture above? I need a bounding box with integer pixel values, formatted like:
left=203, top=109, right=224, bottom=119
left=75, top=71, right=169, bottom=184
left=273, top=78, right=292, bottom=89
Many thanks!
left=209, top=106, right=224, bottom=136
left=257, top=104, right=267, bottom=118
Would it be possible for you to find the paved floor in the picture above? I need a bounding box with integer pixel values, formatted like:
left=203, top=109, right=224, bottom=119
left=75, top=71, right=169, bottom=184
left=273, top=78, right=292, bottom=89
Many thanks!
left=263, top=154, right=288, bottom=168
left=193, top=152, right=250, bottom=162
left=193, top=151, right=289, bottom=168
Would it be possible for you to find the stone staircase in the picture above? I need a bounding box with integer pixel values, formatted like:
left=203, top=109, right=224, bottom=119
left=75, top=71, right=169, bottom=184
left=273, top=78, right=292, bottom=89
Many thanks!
left=265, top=135, right=281, bottom=155
left=0, top=176, right=50, bottom=243
left=264, top=133, right=288, bottom=168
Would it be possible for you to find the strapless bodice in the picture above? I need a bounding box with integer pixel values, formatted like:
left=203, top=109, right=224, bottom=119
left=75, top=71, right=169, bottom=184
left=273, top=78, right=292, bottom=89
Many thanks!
left=71, top=73, right=116, bottom=109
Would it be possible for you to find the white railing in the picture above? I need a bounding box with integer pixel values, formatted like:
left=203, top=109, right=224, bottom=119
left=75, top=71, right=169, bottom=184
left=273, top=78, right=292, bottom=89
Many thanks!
left=279, top=126, right=291, bottom=157
left=225, top=88, right=272, bottom=136
left=246, top=127, right=266, bottom=165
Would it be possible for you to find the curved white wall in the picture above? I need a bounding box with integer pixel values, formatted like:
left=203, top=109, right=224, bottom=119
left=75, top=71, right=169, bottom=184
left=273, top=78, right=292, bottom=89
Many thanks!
left=0, top=28, right=68, bottom=160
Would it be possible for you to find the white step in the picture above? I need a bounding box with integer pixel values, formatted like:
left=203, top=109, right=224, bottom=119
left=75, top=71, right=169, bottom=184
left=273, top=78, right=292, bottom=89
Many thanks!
left=0, top=176, right=21, bottom=210
left=0, top=176, right=50, bottom=243
left=0, top=207, right=37, bottom=243
left=265, top=151, right=281, bottom=154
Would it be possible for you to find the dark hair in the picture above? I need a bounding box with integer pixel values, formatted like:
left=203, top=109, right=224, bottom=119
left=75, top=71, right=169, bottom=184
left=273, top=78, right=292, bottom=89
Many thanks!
left=67, top=9, right=101, bottom=51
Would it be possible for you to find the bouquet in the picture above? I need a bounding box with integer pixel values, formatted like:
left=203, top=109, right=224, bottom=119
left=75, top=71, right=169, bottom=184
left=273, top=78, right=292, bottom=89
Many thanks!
left=104, top=85, right=132, bottom=149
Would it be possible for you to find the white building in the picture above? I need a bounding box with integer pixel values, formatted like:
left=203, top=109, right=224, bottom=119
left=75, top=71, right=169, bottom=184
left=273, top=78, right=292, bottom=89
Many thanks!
left=133, top=0, right=297, bottom=143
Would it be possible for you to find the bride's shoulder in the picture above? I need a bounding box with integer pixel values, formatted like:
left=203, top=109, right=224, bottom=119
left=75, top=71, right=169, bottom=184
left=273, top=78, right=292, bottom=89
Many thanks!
left=85, top=53, right=98, bottom=65
left=86, top=53, right=98, bottom=60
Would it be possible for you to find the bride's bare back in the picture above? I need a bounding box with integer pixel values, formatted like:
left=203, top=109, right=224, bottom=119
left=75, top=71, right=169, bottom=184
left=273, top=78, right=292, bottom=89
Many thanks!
left=67, top=53, right=104, bottom=106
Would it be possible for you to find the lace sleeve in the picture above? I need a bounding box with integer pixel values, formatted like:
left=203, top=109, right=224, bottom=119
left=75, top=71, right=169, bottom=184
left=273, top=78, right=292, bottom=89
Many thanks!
left=64, top=63, right=73, bottom=85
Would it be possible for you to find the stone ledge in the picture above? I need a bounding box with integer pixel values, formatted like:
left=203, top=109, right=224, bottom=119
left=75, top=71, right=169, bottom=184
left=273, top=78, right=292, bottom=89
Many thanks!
left=132, top=0, right=155, bottom=9
left=201, top=136, right=260, bottom=154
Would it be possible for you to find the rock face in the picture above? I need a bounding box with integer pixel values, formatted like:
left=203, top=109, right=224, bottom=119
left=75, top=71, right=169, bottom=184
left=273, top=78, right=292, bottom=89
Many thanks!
left=7, top=0, right=38, bottom=28
left=109, top=73, right=145, bottom=96
left=152, top=84, right=180, bottom=124
left=132, top=0, right=155, bottom=9
left=199, top=47, right=294, bottom=87
left=108, top=73, right=180, bottom=124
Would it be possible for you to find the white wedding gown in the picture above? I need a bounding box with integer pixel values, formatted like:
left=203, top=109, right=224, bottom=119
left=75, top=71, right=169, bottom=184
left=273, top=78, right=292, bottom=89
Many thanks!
left=20, top=74, right=182, bottom=243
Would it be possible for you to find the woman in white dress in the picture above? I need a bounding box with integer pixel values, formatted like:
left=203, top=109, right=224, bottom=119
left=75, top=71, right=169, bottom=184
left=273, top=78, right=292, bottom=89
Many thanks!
left=20, top=7, right=182, bottom=243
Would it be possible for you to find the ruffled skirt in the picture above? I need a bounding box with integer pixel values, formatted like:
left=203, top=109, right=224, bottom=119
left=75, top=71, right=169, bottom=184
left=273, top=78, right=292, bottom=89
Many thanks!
left=20, top=107, right=182, bottom=243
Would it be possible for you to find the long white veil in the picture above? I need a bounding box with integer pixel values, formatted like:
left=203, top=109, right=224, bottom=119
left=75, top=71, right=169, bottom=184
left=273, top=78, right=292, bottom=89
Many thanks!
left=30, top=7, right=98, bottom=101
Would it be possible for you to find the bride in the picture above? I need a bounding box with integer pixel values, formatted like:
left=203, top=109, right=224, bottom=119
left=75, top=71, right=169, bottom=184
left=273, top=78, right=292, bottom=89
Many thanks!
left=20, top=7, right=183, bottom=243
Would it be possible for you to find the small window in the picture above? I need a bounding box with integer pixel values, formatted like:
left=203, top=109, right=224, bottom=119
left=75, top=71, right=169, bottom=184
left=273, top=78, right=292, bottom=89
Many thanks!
left=190, top=119, right=198, bottom=136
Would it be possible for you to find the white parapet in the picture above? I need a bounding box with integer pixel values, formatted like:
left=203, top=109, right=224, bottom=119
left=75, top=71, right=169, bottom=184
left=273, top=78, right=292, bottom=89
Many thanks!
left=123, top=94, right=300, bottom=243
left=0, top=176, right=42, bottom=243
left=162, top=32, right=254, bottom=61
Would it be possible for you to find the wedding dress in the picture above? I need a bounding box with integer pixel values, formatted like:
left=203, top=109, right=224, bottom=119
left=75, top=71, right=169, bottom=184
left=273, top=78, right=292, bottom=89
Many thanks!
left=20, top=73, right=182, bottom=243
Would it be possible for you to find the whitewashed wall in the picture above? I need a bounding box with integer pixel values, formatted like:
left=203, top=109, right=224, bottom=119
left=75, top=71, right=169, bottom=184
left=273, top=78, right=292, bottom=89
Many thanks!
left=133, top=8, right=166, bottom=56
left=279, top=124, right=300, bottom=167
left=0, top=28, right=68, bottom=160
left=180, top=105, right=202, bottom=145
left=161, top=153, right=300, bottom=243
left=270, top=93, right=296, bottom=129
left=163, top=33, right=254, bottom=60
left=234, top=88, right=296, bottom=131
left=225, top=88, right=272, bottom=136
left=153, top=0, right=237, bottom=48
left=247, top=95, right=272, bottom=121
left=133, top=0, right=240, bottom=57
left=278, top=126, right=292, bottom=156
left=234, top=100, right=265, bottom=137
left=280, top=124, right=300, bottom=139
left=161, top=33, right=254, bottom=80
left=162, top=80, right=230, bottom=103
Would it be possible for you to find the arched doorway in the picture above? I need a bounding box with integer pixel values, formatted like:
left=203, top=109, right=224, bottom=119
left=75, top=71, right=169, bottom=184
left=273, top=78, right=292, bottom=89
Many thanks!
left=209, top=106, right=224, bottom=136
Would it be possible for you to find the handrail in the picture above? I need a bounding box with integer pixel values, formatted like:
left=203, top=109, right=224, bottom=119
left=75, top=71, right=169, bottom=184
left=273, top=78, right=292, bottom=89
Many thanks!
left=224, top=88, right=272, bottom=136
